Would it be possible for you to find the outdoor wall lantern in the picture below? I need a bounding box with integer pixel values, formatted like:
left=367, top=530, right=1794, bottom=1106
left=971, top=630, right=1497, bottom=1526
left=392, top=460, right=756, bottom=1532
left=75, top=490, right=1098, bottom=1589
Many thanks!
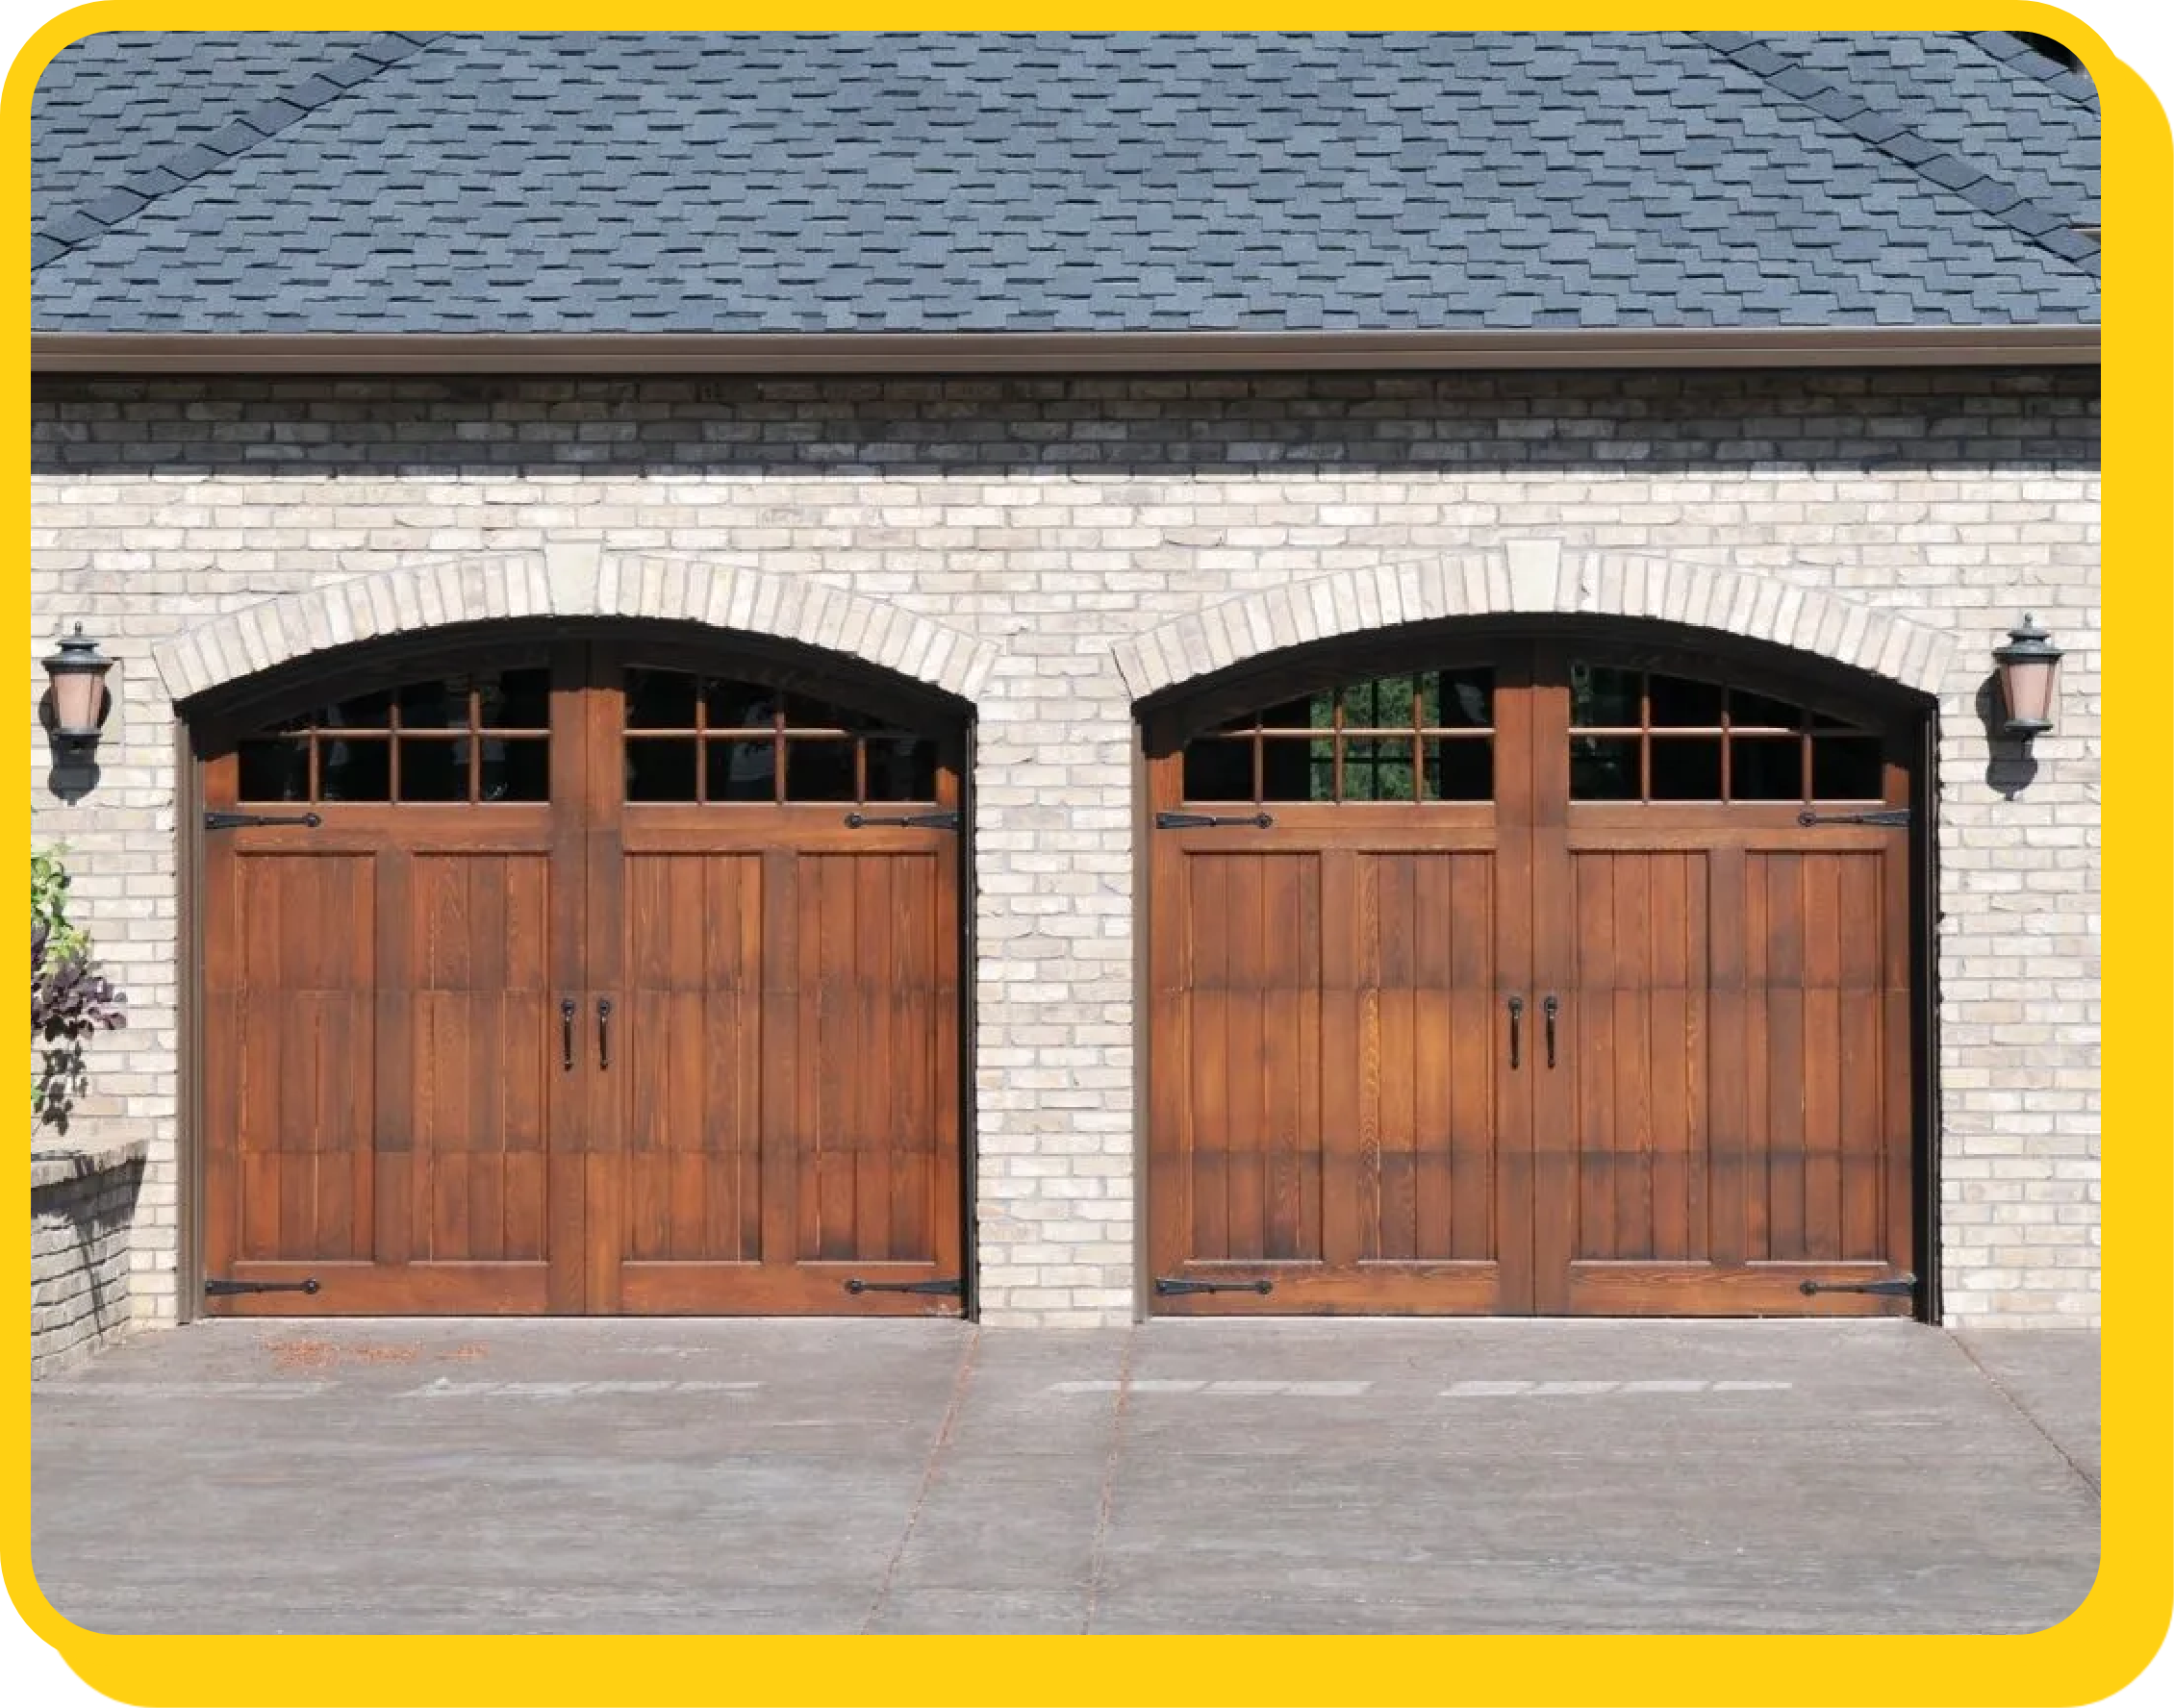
left=41, top=623, right=114, bottom=750
left=1992, top=614, right=2062, bottom=740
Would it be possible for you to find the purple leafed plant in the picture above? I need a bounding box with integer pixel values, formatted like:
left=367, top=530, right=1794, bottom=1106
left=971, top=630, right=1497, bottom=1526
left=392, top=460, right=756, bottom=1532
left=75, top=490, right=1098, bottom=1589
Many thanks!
left=31, top=851, right=125, bottom=1128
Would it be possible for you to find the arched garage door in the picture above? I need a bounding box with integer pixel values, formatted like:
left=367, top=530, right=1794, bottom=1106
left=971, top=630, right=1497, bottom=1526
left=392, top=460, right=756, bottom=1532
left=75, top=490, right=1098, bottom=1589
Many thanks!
left=1146, top=628, right=1924, bottom=1318
left=193, top=628, right=966, bottom=1316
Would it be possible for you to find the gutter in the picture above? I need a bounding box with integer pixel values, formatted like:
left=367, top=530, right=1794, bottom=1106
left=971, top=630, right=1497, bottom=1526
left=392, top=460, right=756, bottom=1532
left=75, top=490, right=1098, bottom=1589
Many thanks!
left=29, top=326, right=2100, bottom=375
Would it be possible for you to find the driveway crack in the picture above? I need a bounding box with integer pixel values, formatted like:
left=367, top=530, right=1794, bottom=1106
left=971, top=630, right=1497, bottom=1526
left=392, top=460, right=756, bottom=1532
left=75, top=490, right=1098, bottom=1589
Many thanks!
left=1949, top=1331, right=2100, bottom=1497
left=860, top=1325, right=981, bottom=1634
left=1080, top=1324, right=1140, bottom=1634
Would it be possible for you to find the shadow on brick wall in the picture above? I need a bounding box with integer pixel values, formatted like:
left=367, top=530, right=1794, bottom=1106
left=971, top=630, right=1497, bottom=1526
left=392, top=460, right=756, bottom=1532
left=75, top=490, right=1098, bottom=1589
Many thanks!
left=29, top=371, right=2100, bottom=481
left=30, top=1144, right=146, bottom=1379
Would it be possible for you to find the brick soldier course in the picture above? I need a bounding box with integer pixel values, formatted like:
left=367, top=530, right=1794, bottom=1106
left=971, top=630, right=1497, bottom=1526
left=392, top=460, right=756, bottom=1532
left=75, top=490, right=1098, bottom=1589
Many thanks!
left=29, top=35, right=2100, bottom=1339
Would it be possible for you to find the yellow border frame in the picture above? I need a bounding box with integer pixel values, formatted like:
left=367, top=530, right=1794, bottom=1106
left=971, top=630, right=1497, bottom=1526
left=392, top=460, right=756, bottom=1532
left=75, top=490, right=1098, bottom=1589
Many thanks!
left=10, top=6, right=2164, bottom=1703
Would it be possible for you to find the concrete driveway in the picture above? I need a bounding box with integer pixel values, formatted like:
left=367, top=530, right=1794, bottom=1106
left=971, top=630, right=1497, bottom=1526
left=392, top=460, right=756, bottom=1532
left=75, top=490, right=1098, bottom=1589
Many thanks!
left=30, top=1319, right=2098, bottom=1635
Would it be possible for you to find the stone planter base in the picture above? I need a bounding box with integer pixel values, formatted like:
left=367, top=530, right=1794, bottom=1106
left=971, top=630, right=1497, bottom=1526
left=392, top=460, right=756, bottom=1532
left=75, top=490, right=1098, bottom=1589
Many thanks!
left=31, top=1139, right=146, bottom=1379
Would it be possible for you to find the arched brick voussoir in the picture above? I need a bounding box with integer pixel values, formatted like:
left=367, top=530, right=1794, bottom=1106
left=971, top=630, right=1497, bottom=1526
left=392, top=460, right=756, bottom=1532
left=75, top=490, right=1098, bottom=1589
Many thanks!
left=151, top=544, right=999, bottom=705
left=1114, top=542, right=1958, bottom=702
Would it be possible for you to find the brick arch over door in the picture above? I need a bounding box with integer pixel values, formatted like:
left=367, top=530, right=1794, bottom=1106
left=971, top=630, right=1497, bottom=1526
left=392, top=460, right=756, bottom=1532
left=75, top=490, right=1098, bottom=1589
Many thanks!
left=1113, top=541, right=1957, bottom=703
left=152, top=543, right=999, bottom=706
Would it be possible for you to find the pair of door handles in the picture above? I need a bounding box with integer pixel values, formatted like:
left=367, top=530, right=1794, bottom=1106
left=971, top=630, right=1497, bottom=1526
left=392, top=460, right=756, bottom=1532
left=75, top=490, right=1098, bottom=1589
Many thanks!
left=560, top=998, right=613, bottom=1070
left=1505, top=995, right=1558, bottom=1069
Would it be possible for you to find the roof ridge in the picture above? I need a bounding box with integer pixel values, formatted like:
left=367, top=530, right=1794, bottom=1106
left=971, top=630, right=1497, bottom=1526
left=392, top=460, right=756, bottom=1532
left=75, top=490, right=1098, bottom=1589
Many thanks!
left=31, top=32, right=446, bottom=272
left=1964, top=30, right=2100, bottom=109
left=1693, top=31, right=2099, bottom=279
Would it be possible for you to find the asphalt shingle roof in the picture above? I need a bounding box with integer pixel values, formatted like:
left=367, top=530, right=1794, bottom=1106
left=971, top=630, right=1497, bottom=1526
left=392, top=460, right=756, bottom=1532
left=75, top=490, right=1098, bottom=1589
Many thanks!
left=30, top=31, right=2101, bottom=335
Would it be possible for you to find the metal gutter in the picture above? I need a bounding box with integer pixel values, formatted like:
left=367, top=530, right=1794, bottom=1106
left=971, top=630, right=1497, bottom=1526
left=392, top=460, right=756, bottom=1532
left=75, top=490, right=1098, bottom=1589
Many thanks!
left=29, top=326, right=2100, bottom=374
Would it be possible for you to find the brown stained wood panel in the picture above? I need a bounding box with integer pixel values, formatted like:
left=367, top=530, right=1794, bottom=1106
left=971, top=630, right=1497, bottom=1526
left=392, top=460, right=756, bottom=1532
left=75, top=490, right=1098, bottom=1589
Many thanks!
left=1444, top=856, right=1496, bottom=1265
left=222, top=854, right=377, bottom=1263
left=1571, top=855, right=1616, bottom=1263
left=1563, top=852, right=1708, bottom=1268
left=1374, top=855, right=1419, bottom=1264
left=1759, top=853, right=1808, bottom=1270
left=403, top=853, right=554, bottom=1267
left=1838, top=854, right=1885, bottom=1262
left=1226, top=855, right=1269, bottom=1263
left=1154, top=839, right=1505, bottom=1307
left=1354, top=853, right=1385, bottom=1263
left=1187, top=856, right=1232, bottom=1264
left=888, top=858, right=938, bottom=1265
left=1611, top=854, right=1654, bottom=1262
left=782, top=852, right=951, bottom=1270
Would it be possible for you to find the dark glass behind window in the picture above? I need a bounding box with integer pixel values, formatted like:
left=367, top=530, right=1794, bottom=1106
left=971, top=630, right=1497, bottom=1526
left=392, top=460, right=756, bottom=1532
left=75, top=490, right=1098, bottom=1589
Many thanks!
left=1649, top=675, right=1724, bottom=728
left=1650, top=739, right=1723, bottom=800
left=1812, top=738, right=1885, bottom=801
left=482, top=739, right=551, bottom=802
left=397, top=739, right=467, bottom=802
left=1571, top=736, right=1640, bottom=800
left=238, top=740, right=311, bottom=802
left=1183, top=741, right=1254, bottom=802
left=626, top=740, right=699, bottom=801
left=864, top=736, right=939, bottom=802
left=625, top=668, right=699, bottom=730
left=318, top=737, right=391, bottom=802
left=1570, top=665, right=1641, bottom=728
left=1731, top=738, right=1803, bottom=801
left=782, top=739, right=856, bottom=802
left=1424, top=738, right=1492, bottom=801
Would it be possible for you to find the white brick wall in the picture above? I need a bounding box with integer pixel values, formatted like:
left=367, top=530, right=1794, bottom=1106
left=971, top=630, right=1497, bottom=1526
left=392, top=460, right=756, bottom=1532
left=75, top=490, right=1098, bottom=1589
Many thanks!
left=29, top=370, right=2100, bottom=1328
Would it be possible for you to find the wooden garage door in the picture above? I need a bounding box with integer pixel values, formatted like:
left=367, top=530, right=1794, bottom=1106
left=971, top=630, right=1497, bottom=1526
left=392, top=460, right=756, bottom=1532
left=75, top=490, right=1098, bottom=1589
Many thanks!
left=198, top=636, right=964, bottom=1317
left=1147, top=636, right=1918, bottom=1317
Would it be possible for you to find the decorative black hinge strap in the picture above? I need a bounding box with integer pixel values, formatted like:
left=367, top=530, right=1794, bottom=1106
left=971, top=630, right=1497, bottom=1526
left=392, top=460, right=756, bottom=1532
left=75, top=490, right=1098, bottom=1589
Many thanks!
left=1154, top=1276, right=1275, bottom=1295
left=205, top=1276, right=321, bottom=1296
left=843, top=811, right=961, bottom=830
left=1796, top=808, right=1909, bottom=828
left=844, top=1276, right=964, bottom=1296
left=1798, top=1272, right=1916, bottom=1297
left=204, top=810, right=323, bottom=831
left=1154, top=812, right=1276, bottom=830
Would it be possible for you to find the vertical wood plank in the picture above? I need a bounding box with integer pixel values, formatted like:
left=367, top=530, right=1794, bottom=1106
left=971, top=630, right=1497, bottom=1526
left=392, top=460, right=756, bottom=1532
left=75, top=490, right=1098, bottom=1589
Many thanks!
left=1260, top=855, right=1308, bottom=1262
left=1318, top=849, right=1362, bottom=1270
left=853, top=856, right=896, bottom=1261
left=1801, top=854, right=1844, bottom=1261
left=1226, top=853, right=1268, bottom=1260
left=1648, top=853, right=1692, bottom=1264
left=1354, top=853, right=1385, bottom=1263
left=1839, top=854, right=1884, bottom=1261
left=888, top=855, right=937, bottom=1264
left=1764, top=852, right=1807, bottom=1263
left=759, top=847, right=801, bottom=1273
left=1576, top=855, right=1615, bottom=1262
left=1447, top=853, right=1495, bottom=1264
left=1376, top=855, right=1418, bottom=1263
left=1411, top=854, right=1455, bottom=1261
left=1612, top=850, right=1653, bottom=1259
left=1705, top=845, right=1748, bottom=1268
left=1188, top=855, right=1231, bottom=1263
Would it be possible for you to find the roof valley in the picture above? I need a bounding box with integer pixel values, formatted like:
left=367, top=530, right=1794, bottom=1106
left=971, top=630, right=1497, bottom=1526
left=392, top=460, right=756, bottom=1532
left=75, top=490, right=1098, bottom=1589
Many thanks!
left=32, top=33, right=446, bottom=272
left=1692, top=31, right=2099, bottom=277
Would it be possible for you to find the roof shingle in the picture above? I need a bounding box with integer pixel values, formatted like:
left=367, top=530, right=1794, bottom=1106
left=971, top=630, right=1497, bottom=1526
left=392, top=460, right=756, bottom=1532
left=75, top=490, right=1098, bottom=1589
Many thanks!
left=31, top=31, right=2101, bottom=336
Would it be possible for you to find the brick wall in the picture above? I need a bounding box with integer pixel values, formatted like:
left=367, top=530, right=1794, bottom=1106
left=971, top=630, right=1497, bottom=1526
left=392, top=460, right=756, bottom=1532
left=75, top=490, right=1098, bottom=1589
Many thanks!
left=31, top=1141, right=146, bottom=1377
left=29, top=370, right=2101, bottom=1327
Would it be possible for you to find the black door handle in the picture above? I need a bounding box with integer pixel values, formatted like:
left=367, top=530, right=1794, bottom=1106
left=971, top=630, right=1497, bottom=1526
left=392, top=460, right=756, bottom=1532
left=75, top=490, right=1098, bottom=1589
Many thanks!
left=560, top=999, right=576, bottom=1071
left=1544, top=994, right=1559, bottom=1068
left=1507, top=996, right=1524, bottom=1069
left=596, top=997, right=613, bottom=1069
